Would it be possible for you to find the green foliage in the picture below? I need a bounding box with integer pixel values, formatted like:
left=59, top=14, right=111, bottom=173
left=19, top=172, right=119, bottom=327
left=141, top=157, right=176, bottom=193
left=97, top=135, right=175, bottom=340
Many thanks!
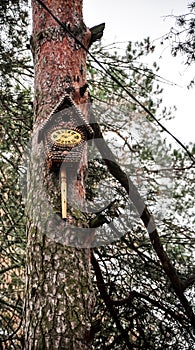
left=0, top=1, right=33, bottom=347
left=171, top=1, right=195, bottom=65
left=87, top=38, right=163, bottom=113
left=160, top=1, right=195, bottom=86
left=0, top=0, right=31, bottom=85
left=86, top=38, right=195, bottom=350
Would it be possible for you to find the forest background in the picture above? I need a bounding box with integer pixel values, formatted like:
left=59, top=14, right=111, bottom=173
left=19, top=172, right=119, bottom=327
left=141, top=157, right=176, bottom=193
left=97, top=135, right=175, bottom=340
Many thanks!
left=0, top=0, right=194, bottom=349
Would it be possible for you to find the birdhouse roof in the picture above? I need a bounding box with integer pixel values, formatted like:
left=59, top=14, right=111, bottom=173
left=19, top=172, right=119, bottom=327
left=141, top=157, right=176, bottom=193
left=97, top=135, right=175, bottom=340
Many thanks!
left=38, top=94, right=93, bottom=143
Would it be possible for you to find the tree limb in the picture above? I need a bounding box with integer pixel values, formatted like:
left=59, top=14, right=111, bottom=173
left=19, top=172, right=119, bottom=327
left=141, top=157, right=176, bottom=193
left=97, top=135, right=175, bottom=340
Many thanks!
left=91, top=121, right=195, bottom=329
left=91, top=251, right=134, bottom=349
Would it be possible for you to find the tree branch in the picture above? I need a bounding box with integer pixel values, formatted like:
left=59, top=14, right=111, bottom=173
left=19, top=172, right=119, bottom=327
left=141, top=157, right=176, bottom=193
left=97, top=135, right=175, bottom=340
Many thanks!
left=89, top=23, right=105, bottom=48
left=112, top=290, right=189, bottom=327
left=91, top=251, right=134, bottom=349
left=91, top=120, right=195, bottom=329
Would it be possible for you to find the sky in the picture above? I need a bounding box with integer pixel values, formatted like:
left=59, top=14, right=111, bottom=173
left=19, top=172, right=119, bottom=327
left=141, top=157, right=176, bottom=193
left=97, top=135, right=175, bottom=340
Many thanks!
left=83, top=0, right=194, bottom=146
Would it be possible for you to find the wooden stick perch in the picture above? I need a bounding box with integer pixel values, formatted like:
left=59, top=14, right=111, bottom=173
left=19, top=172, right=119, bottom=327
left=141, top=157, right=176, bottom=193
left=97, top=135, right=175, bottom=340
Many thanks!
left=60, top=165, right=67, bottom=219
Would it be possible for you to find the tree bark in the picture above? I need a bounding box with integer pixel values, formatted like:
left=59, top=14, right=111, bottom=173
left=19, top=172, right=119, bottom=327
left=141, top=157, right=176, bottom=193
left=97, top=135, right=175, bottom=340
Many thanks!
left=24, top=1, right=95, bottom=349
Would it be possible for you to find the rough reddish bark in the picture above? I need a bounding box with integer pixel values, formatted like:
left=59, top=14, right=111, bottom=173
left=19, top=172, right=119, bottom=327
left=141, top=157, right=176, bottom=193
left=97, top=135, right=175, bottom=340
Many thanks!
left=24, top=1, right=95, bottom=349
left=32, top=0, right=90, bottom=121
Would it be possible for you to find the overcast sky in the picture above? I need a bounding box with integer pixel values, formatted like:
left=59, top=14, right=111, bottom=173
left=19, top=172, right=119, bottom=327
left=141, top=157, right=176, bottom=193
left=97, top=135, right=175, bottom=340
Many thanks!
left=83, top=0, right=194, bottom=146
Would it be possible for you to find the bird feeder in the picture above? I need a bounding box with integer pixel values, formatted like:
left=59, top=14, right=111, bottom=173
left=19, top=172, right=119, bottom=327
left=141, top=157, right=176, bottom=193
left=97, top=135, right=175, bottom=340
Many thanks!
left=38, top=94, right=93, bottom=219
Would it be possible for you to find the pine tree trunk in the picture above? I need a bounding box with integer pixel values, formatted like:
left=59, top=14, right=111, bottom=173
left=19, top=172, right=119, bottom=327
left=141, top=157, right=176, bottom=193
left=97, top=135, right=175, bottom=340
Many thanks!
left=24, top=1, right=95, bottom=349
